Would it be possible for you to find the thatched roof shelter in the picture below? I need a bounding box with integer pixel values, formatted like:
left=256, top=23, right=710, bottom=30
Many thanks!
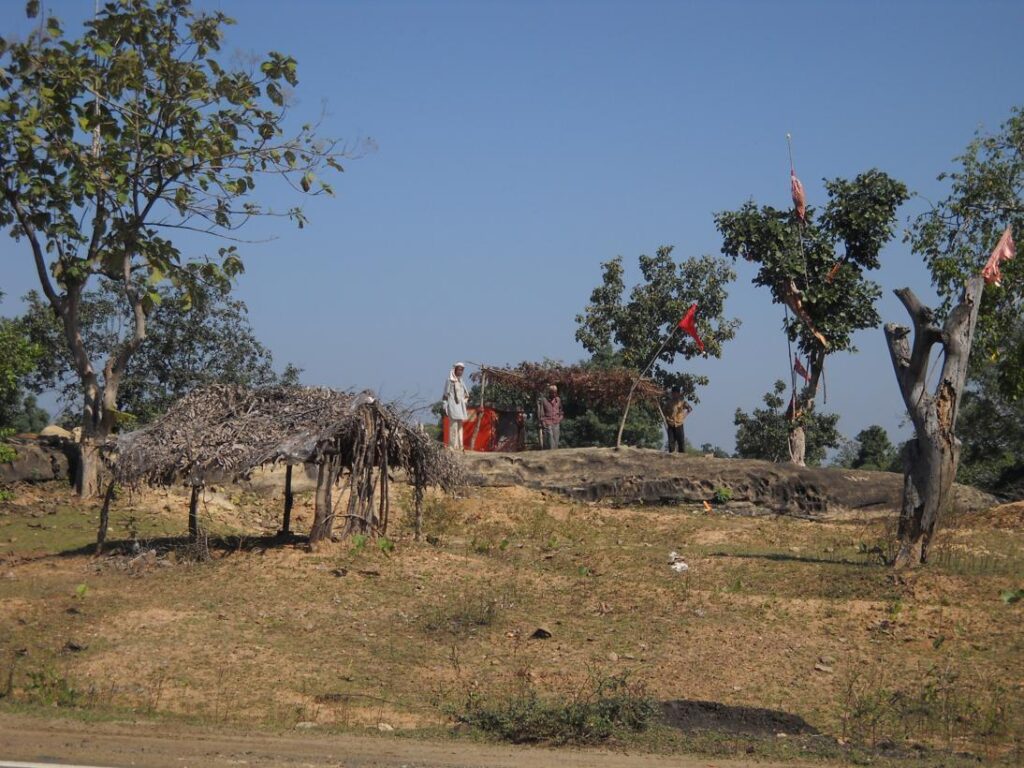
left=103, top=385, right=462, bottom=549
left=474, top=361, right=663, bottom=408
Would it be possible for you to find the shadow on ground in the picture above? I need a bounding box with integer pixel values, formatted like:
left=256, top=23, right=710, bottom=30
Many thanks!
left=660, top=699, right=817, bottom=737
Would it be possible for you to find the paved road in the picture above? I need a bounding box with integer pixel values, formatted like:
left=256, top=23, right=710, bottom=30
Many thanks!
left=0, top=713, right=799, bottom=768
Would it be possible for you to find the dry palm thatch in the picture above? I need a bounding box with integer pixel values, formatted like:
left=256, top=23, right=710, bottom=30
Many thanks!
left=474, top=362, right=663, bottom=408
left=108, top=385, right=462, bottom=547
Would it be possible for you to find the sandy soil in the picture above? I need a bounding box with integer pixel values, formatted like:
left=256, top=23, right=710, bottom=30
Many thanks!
left=0, top=712, right=808, bottom=768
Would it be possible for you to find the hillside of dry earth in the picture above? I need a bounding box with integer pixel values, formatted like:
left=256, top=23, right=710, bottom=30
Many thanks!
left=0, top=478, right=1020, bottom=764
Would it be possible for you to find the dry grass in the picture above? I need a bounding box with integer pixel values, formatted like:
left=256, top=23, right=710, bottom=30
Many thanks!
left=0, top=480, right=1021, bottom=763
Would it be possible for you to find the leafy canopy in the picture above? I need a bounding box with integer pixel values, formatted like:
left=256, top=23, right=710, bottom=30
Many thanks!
left=575, top=246, right=739, bottom=402
left=0, top=289, right=45, bottom=430
left=716, top=170, right=908, bottom=366
left=0, top=0, right=345, bottom=300
left=910, top=106, right=1023, bottom=402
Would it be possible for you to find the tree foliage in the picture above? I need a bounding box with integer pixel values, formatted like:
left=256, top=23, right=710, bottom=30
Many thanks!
left=851, top=425, right=897, bottom=471
left=574, top=246, right=739, bottom=403
left=0, top=0, right=349, bottom=491
left=715, top=170, right=909, bottom=397
left=0, top=289, right=45, bottom=431
left=910, top=107, right=1023, bottom=498
left=21, top=281, right=292, bottom=425
left=910, top=107, right=1023, bottom=401
left=734, top=380, right=840, bottom=466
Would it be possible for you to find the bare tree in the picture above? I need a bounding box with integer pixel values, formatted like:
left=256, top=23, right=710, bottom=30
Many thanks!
left=884, top=276, right=983, bottom=567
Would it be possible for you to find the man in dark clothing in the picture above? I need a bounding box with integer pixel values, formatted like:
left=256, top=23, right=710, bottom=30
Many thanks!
left=538, top=384, right=563, bottom=449
left=664, top=385, right=691, bottom=453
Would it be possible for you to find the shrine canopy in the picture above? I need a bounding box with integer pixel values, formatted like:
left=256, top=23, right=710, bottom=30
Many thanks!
left=473, top=361, right=663, bottom=408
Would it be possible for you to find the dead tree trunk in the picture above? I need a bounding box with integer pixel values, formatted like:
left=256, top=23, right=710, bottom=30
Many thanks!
left=884, top=276, right=983, bottom=568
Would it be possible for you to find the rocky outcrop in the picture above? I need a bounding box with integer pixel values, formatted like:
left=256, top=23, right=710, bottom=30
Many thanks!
left=0, top=436, right=77, bottom=485
left=461, top=447, right=995, bottom=518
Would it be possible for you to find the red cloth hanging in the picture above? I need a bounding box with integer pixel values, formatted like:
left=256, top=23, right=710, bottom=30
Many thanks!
left=677, top=303, right=705, bottom=352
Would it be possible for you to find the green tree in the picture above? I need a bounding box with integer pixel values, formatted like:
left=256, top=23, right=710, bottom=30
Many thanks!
left=852, top=425, right=896, bottom=471
left=910, top=107, right=1023, bottom=401
left=734, top=380, right=841, bottom=467
left=716, top=170, right=908, bottom=465
left=21, top=281, right=291, bottom=426
left=0, top=289, right=44, bottom=431
left=910, top=107, right=1023, bottom=498
left=0, top=0, right=348, bottom=494
left=574, top=245, right=739, bottom=404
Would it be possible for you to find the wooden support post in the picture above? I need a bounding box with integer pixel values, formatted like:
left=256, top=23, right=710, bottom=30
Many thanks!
left=309, top=458, right=338, bottom=544
left=94, top=480, right=116, bottom=556
left=414, top=491, right=423, bottom=542
left=188, top=485, right=200, bottom=541
left=280, top=464, right=294, bottom=536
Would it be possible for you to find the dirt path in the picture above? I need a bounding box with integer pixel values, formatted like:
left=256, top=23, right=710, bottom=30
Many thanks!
left=0, top=713, right=807, bottom=768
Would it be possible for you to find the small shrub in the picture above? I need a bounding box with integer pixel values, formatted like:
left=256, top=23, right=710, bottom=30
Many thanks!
left=350, top=534, right=368, bottom=552
left=456, top=672, right=658, bottom=745
left=0, top=487, right=12, bottom=502
left=25, top=668, right=79, bottom=708
left=712, top=487, right=733, bottom=504
left=423, top=595, right=500, bottom=635
left=377, top=537, right=395, bottom=556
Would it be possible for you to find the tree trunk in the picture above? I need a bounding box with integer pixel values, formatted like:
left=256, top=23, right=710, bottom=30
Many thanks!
left=77, top=438, right=105, bottom=499
left=188, top=485, right=201, bottom=541
left=787, top=424, right=806, bottom=466
left=885, top=276, right=983, bottom=568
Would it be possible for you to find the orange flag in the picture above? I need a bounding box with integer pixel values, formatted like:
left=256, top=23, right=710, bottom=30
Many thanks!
left=791, top=170, right=806, bottom=222
left=794, top=355, right=811, bottom=383
left=677, top=303, right=705, bottom=353
left=982, top=225, right=1015, bottom=286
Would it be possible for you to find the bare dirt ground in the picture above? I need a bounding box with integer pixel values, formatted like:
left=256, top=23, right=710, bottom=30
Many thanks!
left=0, top=711, right=810, bottom=768
left=1, top=453, right=1021, bottom=765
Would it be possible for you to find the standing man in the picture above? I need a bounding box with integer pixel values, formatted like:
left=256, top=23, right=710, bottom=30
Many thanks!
left=538, top=384, right=563, bottom=450
left=665, top=385, right=692, bottom=454
left=442, top=362, right=469, bottom=451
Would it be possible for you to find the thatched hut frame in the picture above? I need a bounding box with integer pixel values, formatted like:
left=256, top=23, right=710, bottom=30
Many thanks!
left=100, top=385, right=462, bottom=552
left=468, top=361, right=664, bottom=446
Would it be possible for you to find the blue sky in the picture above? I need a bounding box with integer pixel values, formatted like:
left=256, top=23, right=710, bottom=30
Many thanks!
left=2, top=0, right=1021, bottom=451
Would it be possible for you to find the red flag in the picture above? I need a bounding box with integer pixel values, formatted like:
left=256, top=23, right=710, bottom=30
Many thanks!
left=677, top=303, right=705, bottom=353
left=982, top=225, right=1015, bottom=286
left=791, top=170, right=806, bottom=221
left=793, top=355, right=810, bottom=383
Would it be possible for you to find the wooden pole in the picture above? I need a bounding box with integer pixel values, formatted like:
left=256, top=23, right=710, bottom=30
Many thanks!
left=94, top=480, right=116, bottom=556
left=469, top=373, right=486, bottom=451
left=615, top=328, right=677, bottom=448
left=188, top=485, right=200, bottom=541
left=280, top=464, right=294, bottom=535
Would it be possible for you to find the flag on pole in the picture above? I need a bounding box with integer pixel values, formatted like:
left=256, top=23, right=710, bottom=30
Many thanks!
left=982, top=225, right=1015, bottom=286
left=678, top=303, right=705, bottom=353
left=794, top=355, right=811, bottom=383
left=791, top=170, right=806, bottom=222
